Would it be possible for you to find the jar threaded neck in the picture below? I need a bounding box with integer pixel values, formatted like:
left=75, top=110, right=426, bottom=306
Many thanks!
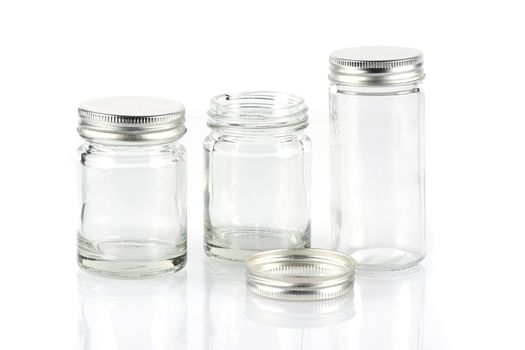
left=207, top=91, right=308, bottom=132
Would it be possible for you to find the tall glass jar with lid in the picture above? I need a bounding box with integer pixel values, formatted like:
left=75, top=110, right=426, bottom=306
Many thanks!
left=78, top=96, right=187, bottom=278
left=329, top=47, right=426, bottom=271
left=204, top=91, right=312, bottom=261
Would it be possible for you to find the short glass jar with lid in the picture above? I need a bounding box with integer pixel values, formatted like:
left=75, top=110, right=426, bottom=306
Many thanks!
left=77, top=96, right=187, bottom=278
left=204, top=91, right=312, bottom=261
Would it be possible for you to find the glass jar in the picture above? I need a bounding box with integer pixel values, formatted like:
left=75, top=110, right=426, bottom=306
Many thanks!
left=204, top=91, right=312, bottom=261
left=329, top=47, right=426, bottom=271
left=77, top=96, right=187, bottom=278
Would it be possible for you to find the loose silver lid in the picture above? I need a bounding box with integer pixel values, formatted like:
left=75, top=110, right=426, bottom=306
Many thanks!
left=246, top=249, right=355, bottom=301
left=329, top=46, right=424, bottom=86
left=78, top=96, right=186, bottom=144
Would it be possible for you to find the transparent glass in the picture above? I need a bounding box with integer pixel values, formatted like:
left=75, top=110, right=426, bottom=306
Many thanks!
left=330, top=82, right=425, bottom=271
left=78, top=142, right=187, bottom=278
left=204, top=92, right=312, bottom=261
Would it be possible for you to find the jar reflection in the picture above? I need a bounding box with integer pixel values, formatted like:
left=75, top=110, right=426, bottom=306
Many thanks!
left=350, top=266, right=426, bottom=349
left=78, top=271, right=187, bottom=350
left=204, top=259, right=354, bottom=350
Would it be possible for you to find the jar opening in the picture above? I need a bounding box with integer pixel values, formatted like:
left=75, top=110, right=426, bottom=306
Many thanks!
left=208, top=91, right=308, bottom=130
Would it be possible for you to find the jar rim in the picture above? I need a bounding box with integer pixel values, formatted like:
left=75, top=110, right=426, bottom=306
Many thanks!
left=208, top=91, right=308, bottom=130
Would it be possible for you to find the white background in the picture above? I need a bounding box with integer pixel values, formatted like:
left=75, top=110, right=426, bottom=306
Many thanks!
left=1, top=0, right=524, bottom=349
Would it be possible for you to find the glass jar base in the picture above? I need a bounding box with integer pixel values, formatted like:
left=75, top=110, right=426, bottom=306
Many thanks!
left=78, top=239, right=186, bottom=278
left=204, top=243, right=257, bottom=262
left=204, top=227, right=310, bottom=262
left=204, top=242, right=310, bottom=262
left=350, top=248, right=424, bottom=272
left=78, top=255, right=186, bottom=278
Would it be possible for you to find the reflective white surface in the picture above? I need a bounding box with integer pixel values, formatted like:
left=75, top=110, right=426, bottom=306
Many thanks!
left=78, top=272, right=187, bottom=350
left=204, top=259, right=426, bottom=350
left=204, top=259, right=355, bottom=349
left=75, top=253, right=424, bottom=350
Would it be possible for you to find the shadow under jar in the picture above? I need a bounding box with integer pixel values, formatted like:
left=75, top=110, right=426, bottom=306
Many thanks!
left=204, top=92, right=312, bottom=261
left=77, top=96, right=187, bottom=278
left=329, top=47, right=426, bottom=271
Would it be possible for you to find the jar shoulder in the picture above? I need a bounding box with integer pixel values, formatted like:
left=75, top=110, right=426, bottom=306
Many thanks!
left=204, top=134, right=311, bottom=155
left=79, top=142, right=186, bottom=167
left=329, top=81, right=424, bottom=95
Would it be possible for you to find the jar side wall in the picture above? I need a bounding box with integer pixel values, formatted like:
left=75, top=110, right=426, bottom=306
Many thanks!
left=204, top=135, right=312, bottom=261
left=78, top=141, right=187, bottom=277
left=329, top=84, right=425, bottom=270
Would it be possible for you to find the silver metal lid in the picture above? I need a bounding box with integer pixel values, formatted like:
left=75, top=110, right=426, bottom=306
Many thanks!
left=329, top=46, right=424, bottom=86
left=78, top=96, right=186, bottom=144
left=246, top=249, right=355, bottom=301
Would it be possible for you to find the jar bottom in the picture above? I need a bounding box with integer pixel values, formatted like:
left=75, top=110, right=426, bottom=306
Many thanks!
left=204, top=226, right=311, bottom=262
left=78, top=238, right=186, bottom=278
left=350, top=248, right=424, bottom=272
